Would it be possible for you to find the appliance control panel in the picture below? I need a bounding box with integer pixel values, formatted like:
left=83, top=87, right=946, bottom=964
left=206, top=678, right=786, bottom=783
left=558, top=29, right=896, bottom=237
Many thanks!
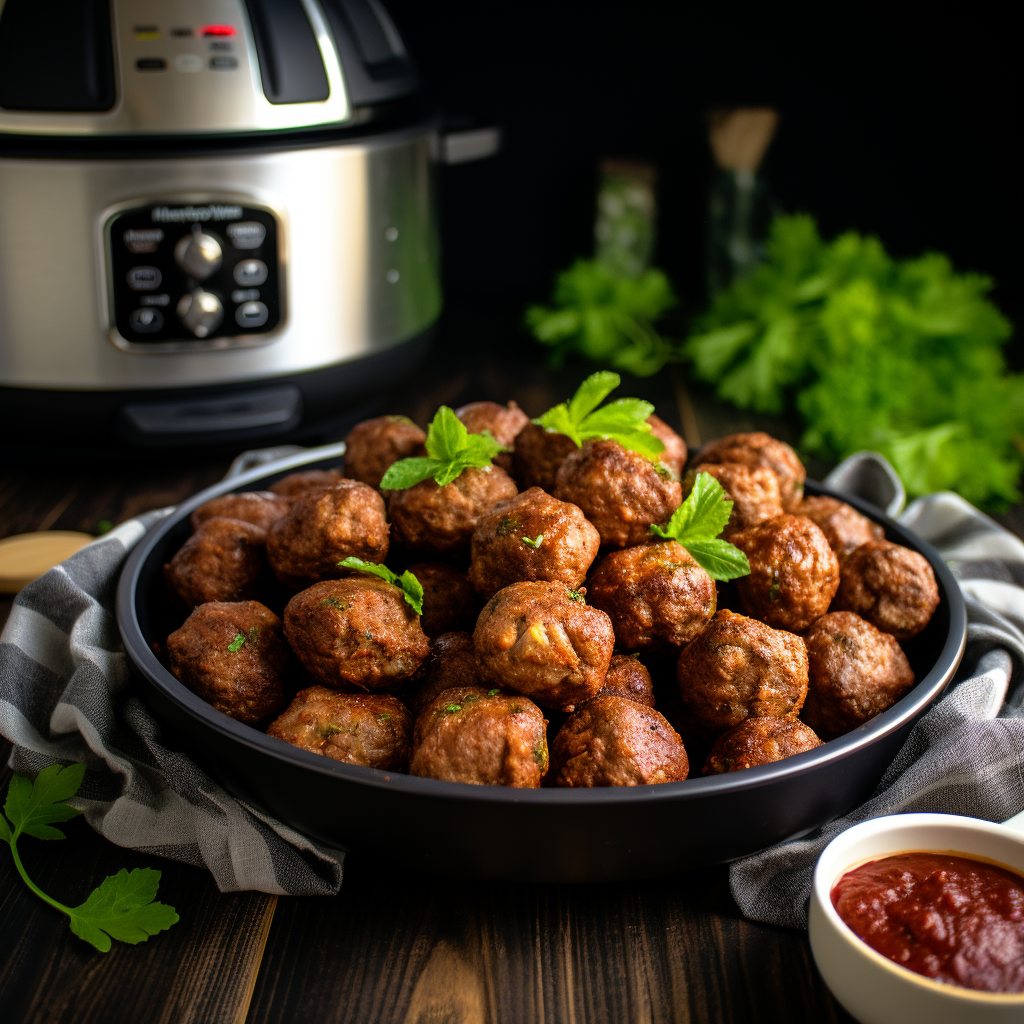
left=105, top=200, right=282, bottom=346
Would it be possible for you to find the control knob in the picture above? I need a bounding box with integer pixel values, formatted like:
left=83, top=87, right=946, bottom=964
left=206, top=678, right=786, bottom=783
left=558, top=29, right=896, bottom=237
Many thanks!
left=174, top=228, right=223, bottom=280
left=177, top=289, right=223, bottom=338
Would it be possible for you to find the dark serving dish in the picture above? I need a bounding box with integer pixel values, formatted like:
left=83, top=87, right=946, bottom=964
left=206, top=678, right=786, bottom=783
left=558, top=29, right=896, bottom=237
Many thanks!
left=116, top=443, right=967, bottom=883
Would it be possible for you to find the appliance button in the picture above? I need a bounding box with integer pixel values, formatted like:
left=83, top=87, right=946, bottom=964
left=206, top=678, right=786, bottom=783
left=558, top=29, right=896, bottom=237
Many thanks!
left=136, top=58, right=167, bottom=71
left=123, top=227, right=164, bottom=254
left=174, top=230, right=223, bottom=279
left=209, top=56, right=238, bottom=70
left=233, top=259, right=268, bottom=286
left=226, top=222, right=266, bottom=250
left=129, top=308, right=164, bottom=333
left=173, top=54, right=203, bottom=72
left=127, top=266, right=162, bottom=291
left=177, top=290, right=223, bottom=338
left=236, top=302, right=269, bottom=329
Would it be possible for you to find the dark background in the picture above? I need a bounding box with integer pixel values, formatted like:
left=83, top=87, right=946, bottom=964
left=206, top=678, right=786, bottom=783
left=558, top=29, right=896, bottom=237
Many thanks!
left=387, top=2, right=1020, bottom=353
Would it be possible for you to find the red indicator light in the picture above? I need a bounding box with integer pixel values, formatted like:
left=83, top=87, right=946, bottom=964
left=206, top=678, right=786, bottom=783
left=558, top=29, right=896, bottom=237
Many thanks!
left=201, top=25, right=236, bottom=36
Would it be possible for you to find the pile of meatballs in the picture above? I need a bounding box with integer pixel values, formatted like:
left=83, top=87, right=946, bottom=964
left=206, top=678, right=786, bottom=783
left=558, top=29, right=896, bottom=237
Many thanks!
left=161, top=400, right=941, bottom=789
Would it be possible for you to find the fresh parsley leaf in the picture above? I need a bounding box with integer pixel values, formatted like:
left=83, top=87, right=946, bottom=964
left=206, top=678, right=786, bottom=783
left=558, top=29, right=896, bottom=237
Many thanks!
left=487, top=688, right=501, bottom=696
left=567, top=370, right=620, bottom=422
left=4, top=763, right=84, bottom=840
left=227, top=633, right=246, bottom=652
left=567, top=588, right=586, bottom=603
left=338, top=557, right=424, bottom=615
left=680, top=540, right=751, bottom=582
left=521, top=534, right=544, bottom=549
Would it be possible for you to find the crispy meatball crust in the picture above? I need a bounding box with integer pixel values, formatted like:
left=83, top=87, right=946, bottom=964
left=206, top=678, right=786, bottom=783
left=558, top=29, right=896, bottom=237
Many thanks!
left=269, top=468, right=343, bottom=498
left=554, top=438, right=682, bottom=549
left=267, top=686, right=412, bottom=768
left=833, top=540, right=939, bottom=640
left=456, top=400, right=529, bottom=473
left=695, top=432, right=806, bottom=512
left=409, top=686, right=548, bottom=786
left=164, top=517, right=268, bottom=607
left=406, top=561, right=481, bottom=638
left=551, top=695, right=689, bottom=787
left=389, top=465, right=518, bottom=556
left=342, top=415, right=427, bottom=490
left=283, top=578, right=430, bottom=691
left=266, top=481, right=389, bottom=589
left=167, top=601, right=288, bottom=724
left=802, top=611, right=916, bottom=737
left=702, top=716, right=822, bottom=775
left=468, top=487, right=601, bottom=598
left=595, top=654, right=655, bottom=707
left=648, top=414, right=687, bottom=477
left=190, top=491, right=292, bottom=532
left=407, top=631, right=480, bottom=712
left=684, top=463, right=783, bottom=536
left=510, top=421, right=579, bottom=491
left=731, top=514, right=840, bottom=632
left=473, top=580, right=615, bottom=711
left=798, top=496, right=885, bottom=559
left=587, top=540, right=717, bottom=651
left=676, top=609, right=809, bottom=731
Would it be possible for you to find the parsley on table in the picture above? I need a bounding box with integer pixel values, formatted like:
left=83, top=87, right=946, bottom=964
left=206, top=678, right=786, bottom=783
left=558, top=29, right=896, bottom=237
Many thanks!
left=0, top=764, right=178, bottom=952
left=649, top=472, right=750, bottom=581
left=338, top=558, right=424, bottom=615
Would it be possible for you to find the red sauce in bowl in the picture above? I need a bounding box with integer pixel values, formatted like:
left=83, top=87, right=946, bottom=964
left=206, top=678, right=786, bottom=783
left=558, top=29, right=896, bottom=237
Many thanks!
left=831, top=851, right=1024, bottom=993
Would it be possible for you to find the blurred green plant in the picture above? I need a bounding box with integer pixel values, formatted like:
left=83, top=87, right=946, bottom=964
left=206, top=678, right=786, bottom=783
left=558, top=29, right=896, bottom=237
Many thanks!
left=684, top=215, right=1022, bottom=510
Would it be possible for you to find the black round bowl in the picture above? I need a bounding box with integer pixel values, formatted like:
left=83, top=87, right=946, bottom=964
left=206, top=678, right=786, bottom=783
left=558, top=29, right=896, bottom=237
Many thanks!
left=116, top=445, right=966, bottom=882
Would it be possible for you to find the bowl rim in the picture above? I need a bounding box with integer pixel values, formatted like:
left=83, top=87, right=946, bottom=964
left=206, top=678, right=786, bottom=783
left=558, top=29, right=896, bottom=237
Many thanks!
left=116, top=442, right=968, bottom=807
left=812, top=812, right=1024, bottom=1004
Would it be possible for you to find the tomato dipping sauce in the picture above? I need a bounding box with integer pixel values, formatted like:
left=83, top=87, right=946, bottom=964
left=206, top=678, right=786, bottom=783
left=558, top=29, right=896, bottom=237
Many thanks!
left=831, top=851, right=1024, bottom=993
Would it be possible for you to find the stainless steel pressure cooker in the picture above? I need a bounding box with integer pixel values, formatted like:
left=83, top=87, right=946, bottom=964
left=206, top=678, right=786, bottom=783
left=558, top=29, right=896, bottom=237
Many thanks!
left=0, top=0, right=493, bottom=446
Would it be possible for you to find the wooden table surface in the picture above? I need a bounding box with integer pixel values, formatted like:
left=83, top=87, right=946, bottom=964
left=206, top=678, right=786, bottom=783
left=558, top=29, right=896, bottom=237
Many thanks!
left=1, top=304, right=1019, bottom=1024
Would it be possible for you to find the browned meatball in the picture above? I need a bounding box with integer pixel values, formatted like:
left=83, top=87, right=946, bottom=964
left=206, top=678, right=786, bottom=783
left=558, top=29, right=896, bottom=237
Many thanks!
left=551, top=695, right=688, bottom=787
left=190, top=491, right=292, bottom=533
left=343, top=415, right=427, bottom=490
left=164, top=518, right=268, bottom=608
left=266, top=481, right=389, bottom=589
left=389, top=466, right=518, bottom=556
left=510, top=421, right=579, bottom=491
left=267, top=686, right=412, bottom=768
left=167, top=601, right=288, bottom=724
left=595, top=654, right=655, bottom=707
left=455, top=400, right=529, bottom=473
left=409, top=686, right=548, bottom=786
left=587, top=540, right=716, bottom=651
left=407, top=631, right=480, bottom=712
left=554, top=438, right=682, bottom=548
left=695, top=432, right=806, bottom=511
left=798, top=496, right=885, bottom=559
left=468, top=487, right=601, bottom=598
left=284, top=578, right=430, bottom=691
left=702, top=716, right=822, bottom=775
left=406, top=562, right=481, bottom=638
left=269, top=468, right=343, bottom=498
left=731, top=515, right=840, bottom=632
left=684, top=462, right=783, bottom=536
left=833, top=540, right=939, bottom=640
left=802, top=611, right=916, bottom=737
left=676, top=609, right=808, bottom=731
left=648, top=414, right=687, bottom=477
left=474, top=580, right=615, bottom=711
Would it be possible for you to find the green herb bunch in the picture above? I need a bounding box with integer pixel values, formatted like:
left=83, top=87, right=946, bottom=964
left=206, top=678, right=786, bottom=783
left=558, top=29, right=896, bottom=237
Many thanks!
left=339, top=557, right=424, bottom=615
left=684, top=214, right=1022, bottom=510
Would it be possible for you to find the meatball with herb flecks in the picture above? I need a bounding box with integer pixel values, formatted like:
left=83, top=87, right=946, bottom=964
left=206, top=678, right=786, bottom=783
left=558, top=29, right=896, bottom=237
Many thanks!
left=833, top=540, right=939, bottom=640
left=802, top=611, right=916, bottom=737
left=456, top=400, right=529, bottom=473
left=266, top=481, right=389, bottom=589
left=551, top=695, right=688, bottom=787
left=676, top=610, right=808, bottom=732
left=473, top=580, right=615, bottom=711
left=510, top=421, right=579, bottom=491
left=164, top=517, right=269, bottom=608
left=283, top=578, right=430, bottom=691
left=468, top=487, right=601, bottom=598
left=343, top=415, right=427, bottom=490
left=267, top=686, right=412, bottom=769
left=595, top=654, right=655, bottom=707
left=695, top=432, right=806, bottom=512
left=406, top=561, right=482, bottom=638
left=702, top=716, right=821, bottom=775
left=407, top=631, right=480, bottom=712
left=389, top=465, right=518, bottom=557
left=554, top=438, right=682, bottom=549
left=731, top=514, right=840, bottom=632
left=683, top=463, right=783, bottom=537
left=648, top=414, right=687, bottom=477
left=167, top=601, right=289, bottom=724
left=269, top=468, right=343, bottom=499
left=587, top=540, right=716, bottom=651
left=798, top=496, right=885, bottom=559
left=190, top=491, right=292, bottom=533
left=410, top=686, right=548, bottom=786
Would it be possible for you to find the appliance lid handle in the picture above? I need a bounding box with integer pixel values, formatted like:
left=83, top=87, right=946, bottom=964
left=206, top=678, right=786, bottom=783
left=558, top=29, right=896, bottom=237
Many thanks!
left=439, top=126, right=501, bottom=164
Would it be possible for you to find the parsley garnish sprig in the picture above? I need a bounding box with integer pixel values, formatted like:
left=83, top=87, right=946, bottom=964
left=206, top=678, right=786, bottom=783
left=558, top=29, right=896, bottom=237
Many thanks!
left=0, top=763, right=178, bottom=952
left=534, top=372, right=665, bottom=461
left=339, top=557, right=424, bottom=615
left=650, top=472, right=751, bottom=581
left=380, top=406, right=508, bottom=490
